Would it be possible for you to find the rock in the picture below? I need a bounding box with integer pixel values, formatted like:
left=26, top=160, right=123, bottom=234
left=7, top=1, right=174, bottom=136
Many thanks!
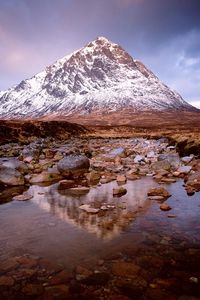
left=177, top=166, right=192, bottom=174
left=116, top=175, right=127, bottom=184
left=147, top=151, right=156, bottom=158
left=0, top=158, right=28, bottom=174
left=49, top=270, right=72, bottom=285
left=66, top=186, right=90, bottom=195
left=57, top=154, right=90, bottom=178
left=189, top=277, right=199, bottom=284
left=134, top=155, right=145, bottom=164
left=160, top=178, right=176, bottom=183
left=81, top=272, right=110, bottom=285
left=108, top=147, right=126, bottom=158
left=22, top=284, right=44, bottom=296
left=126, top=174, right=140, bottom=180
left=79, top=204, right=99, bottom=214
left=100, top=175, right=116, bottom=184
left=0, top=166, right=24, bottom=186
left=147, top=187, right=171, bottom=198
left=43, top=285, right=69, bottom=299
left=158, top=154, right=180, bottom=169
left=185, top=171, right=200, bottom=192
left=58, top=180, right=77, bottom=190
left=160, top=203, right=172, bottom=211
left=29, top=171, right=62, bottom=183
left=112, top=261, right=140, bottom=277
left=152, top=160, right=171, bottom=171
left=86, top=171, right=101, bottom=185
left=148, top=196, right=165, bottom=201
left=75, top=266, right=92, bottom=281
left=181, top=156, right=194, bottom=164
left=113, top=187, right=127, bottom=196
left=0, top=276, right=15, bottom=286
left=13, top=192, right=33, bottom=201
left=43, top=148, right=56, bottom=159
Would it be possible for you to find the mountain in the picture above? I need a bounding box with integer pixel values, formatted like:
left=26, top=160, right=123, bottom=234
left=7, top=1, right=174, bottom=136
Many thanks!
left=0, top=36, right=197, bottom=121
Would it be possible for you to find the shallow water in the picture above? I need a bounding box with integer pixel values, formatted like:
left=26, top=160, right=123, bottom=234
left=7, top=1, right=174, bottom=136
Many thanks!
left=0, top=177, right=199, bottom=270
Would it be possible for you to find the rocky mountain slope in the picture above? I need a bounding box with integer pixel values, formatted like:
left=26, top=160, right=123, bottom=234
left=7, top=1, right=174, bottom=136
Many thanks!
left=0, top=36, right=197, bottom=119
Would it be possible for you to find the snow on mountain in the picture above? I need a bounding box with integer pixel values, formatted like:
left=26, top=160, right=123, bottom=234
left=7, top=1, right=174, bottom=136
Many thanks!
left=0, top=36, right=195, bottom=119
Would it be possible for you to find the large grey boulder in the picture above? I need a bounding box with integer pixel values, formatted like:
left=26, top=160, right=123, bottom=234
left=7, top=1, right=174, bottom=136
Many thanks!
left=158, top=154, right=180, bottom=169
left=0, top=166, right=24, bottom=186
left=0, top=158, right=28, bottom=175
left=57, top=154, right=90, bottom=178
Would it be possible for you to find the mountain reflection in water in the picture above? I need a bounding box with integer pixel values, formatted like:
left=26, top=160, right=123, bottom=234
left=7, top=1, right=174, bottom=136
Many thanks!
left=29, top=178, right=157, bottom=240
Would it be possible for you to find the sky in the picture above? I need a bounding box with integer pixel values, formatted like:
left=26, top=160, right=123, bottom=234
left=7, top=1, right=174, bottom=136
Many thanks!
left=0, top=0, right=200, bottom=108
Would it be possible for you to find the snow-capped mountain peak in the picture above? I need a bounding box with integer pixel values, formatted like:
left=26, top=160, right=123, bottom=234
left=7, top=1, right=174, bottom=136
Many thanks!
left=0, top=36, right=196, bottom=119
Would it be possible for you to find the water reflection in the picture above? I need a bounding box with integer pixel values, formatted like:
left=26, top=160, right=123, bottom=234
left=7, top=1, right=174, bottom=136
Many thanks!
left=29, top=178, right=158, bottom=240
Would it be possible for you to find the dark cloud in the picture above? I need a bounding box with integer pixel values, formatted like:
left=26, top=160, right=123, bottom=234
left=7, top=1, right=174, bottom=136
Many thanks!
left=0, top=0, right=199, bottom=106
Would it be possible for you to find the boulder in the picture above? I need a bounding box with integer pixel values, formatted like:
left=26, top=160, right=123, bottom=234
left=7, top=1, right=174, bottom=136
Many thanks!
left=0, top=166, right=24, bottom=186
left=29, top=171, right=62, bottom=183
left=181, top=156, right=194, bottom=164
left=147, top=187, right=171, bottom=198
left=158, top=154, right=180, bottom=169
left=79, top=204, right=99, bottom=214
left=134, top=155, right=145, bottom=164
left=86, top=171, right=101, bottom=185
left=185, top=171, right=200, bottom=192
left=116, top=175, right=127, bottom=184
left=0, top=158, right=28, bottom=174
left=113, top=187, right=127, bottom=196
left=177, top=165, right=192, bottom=174
left=160, top=203, right=172, bottom=211
left=57, top=154, right=90, bottom=178
left=152, top=160, right=171, bottom=171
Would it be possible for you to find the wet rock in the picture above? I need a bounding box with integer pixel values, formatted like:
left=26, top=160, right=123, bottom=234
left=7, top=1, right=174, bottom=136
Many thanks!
left=13, top=268, right=37, bottom=280
left=116, top=175, right=127, bottom=184
left=58, top=179, right=77, bottom=190
left=158, top=153, right=180, bottom=169
left=81, top=272, right=110, bottom=285
left=160, top=203, right=172, bottom=211
left=16, top=256, right=38, bottom=268
left=112, top=261, right=140, bottom=277
left=49, top=270, right=72, bottom=285
left=147, top=187, right=171, bottom=198
left=42, top=284, right=69, bottom=299
left=148, top=196, right=165, bottom=201
left=134, top=155, right=145, bottom=164
left=86, top=171, right=101, bottom=185
left=43, top=148, right=56, bottom=159
left=113, top=187, right=127, bottom=196
left=152, top=160, right=171, bottom=171
left=22, top=283, right=44, bottom=296
left=29, top=171, right=62, bottom=183
left=181, top=156, right=194, bottom=164
left=126, top=173, right=140, bottom=180
left=160, top=177, right=176, bottom=183
left=79, top=204, right=99, bottom=214
left=13, top=192, right=33, bottom=201
left=0, top=257, right=19, bottom=272
left=75, top=266, right=92, bottom=281
left=66, top=186, right=90, bottom=195
left=57, top=154, right=90, bottom=178
left=185, top=171, right=200, bottom=192
left=100, top=176, right=116, bottom=184
left=0, top=157, right=28, bottom=174
left=0, top=276, right=15, bottom=286
left=0, top=166, right=24, bottom=186
left=177, top=166, right=192, bottom=174
left=189, top=277, right=199, bottom=284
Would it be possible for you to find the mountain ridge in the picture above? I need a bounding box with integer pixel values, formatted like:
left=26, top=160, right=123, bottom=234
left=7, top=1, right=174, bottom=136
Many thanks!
left=0, top=36, right=198, bottom=120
